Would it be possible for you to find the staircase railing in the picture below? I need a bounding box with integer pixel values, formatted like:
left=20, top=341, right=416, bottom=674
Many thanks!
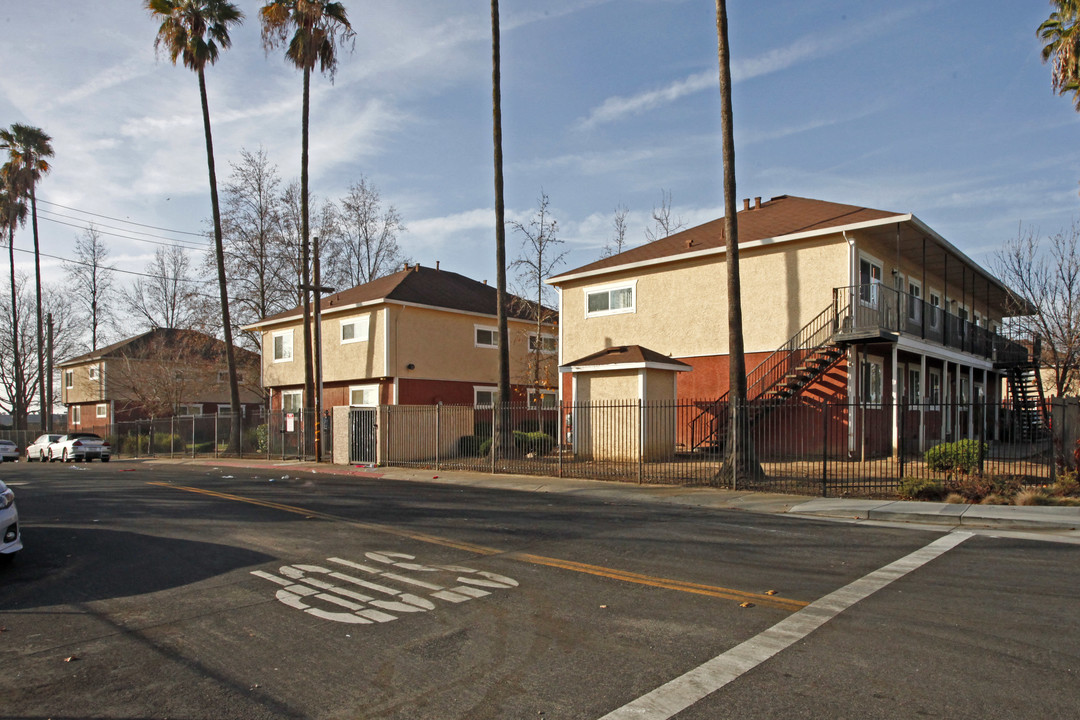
left=688, top=299, right=841, bottom=451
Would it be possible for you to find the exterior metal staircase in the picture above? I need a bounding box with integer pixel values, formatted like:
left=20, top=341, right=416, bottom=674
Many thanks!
left=688, top=302, right=844, bottom=453
left=1005, top=362, right=1050, bottom=442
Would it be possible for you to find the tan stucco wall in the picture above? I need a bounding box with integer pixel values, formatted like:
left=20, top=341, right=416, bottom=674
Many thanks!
left=61, top=361, right=107, bottom=405
left=558, top=236, right=849, bottom=366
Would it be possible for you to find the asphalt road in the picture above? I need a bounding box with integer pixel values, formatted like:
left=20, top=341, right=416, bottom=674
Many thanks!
left=1, top=460, right=1077, bottom=719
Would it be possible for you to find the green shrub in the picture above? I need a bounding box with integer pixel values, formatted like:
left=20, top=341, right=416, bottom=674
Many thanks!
left=458, top=435, right=486, bottom=457
left=943, top=473, right=994, bottom=503
left=898, top=477, right=945, bottom=500
left=479, top=438, right=492, bottom=456
left=513, top=430, right=554, bottom=455
left=248, top=424, right=269, bottom=454
left=1053, top=472, right=1080, bottom=497
left=925, top=439, right=986, bottom=474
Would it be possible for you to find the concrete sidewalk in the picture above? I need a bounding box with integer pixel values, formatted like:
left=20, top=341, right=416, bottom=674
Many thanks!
left=147, top=457, right=1080, bottom=533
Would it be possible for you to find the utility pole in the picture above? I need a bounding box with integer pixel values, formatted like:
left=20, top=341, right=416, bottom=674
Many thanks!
left=301, top=237, right=335, bottom=463
left=46, top=313, right=53, bottom=432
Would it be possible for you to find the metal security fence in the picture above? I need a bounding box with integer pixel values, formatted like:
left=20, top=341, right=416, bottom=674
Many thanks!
left=104, top=408, right=333, bottom=461
left=358, top=399, right=1057, bottom=498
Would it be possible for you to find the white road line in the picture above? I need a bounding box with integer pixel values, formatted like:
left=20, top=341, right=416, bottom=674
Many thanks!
left=598, top=531, right=973, bottom=720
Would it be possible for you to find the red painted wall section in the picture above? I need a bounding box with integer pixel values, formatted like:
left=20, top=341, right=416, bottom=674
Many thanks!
left=675, top=351, right=774, bottom=400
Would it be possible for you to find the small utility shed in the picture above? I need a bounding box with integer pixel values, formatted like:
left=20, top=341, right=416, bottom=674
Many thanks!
left=559, top=345, right=690, bottom=461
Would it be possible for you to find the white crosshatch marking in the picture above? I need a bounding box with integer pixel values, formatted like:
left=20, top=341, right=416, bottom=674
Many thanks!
left=252, top=551, right=519, bottom=625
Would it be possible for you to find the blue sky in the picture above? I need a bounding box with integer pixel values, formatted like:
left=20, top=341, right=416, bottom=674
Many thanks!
left=1, top=0, right=1078, bottom=313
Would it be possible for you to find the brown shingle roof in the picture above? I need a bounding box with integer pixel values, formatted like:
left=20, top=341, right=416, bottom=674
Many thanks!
left=59, top=328, right=258, bottom=367
left=256, top=264, right=548, bottom=325
left=551, top=195, right=900, bottom=281
left=560, top=345, right=691, bottom=370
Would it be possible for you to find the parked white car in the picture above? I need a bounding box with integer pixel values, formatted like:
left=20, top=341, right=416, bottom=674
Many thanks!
left=25, top=434, right=61, bottom=462
left=48, top=433, right=111, bottom=463
left=0, top=439, right=19, bottom=462
left=0, top=480, right=21, bottom=561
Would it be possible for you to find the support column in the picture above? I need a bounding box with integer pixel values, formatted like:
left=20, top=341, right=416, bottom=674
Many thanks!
left=891, top=344, right=899, bottom=458
left=919, top=354, right=927, bottom=452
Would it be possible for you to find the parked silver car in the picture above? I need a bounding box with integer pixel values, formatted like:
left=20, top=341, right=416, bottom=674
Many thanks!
left=0, top=480, right=21, bottom=562
left=0, top=439, right=19, bottom=462
left=48, top=433, right=111, bottom=463
left=25, top=434, right=61, bottom=462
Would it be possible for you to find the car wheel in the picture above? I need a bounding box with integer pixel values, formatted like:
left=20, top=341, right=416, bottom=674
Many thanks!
left=62, top=449, right=69, bottom=463
left=39, top=450, right=46, bottom=462
left=102, top=456, right=110, bottom=463
left=48, top=451, right=55, bottom=463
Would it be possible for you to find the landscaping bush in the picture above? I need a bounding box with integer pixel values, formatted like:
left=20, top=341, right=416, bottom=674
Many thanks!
left=898, top=477, right=944, bottom=500
left=943, top=473, right=994, bottom=503
left=458, top=435, right=486, bottom=457
left=514, top=430, right=554, bottom=455
left=924, top=439, right=986, bottom=474
left=1052, top=472, right=1080, bottom=498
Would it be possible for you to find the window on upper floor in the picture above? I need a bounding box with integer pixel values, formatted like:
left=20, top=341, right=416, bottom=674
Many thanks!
left=907, top=278, right=921, bottom=322
left=64, top=370, right=73, bottom=389
left=273, top=330, right=294, bottom=362
left=475, top=325, right=498, bottom=348
left=528, top=333, right=557, bottom=354
left=341, top=316, right=370, bottom=344
left=217, top=370, right=244, bottom=383
left=88, top=365, right=100, bottom=380
left=585, top=281, right=636, bottom=317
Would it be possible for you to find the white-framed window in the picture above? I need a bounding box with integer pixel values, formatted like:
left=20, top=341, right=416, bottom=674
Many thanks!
left=72, top=406, right=81, bottom=425
left=527, top=388, right=557, bottom=408
left=585, top=280, right=636, bottom=317
left=96, top=404, right=107, bottom=418
left=528, top=333, right=557, bottom=354
left=859, top=255, right=883, bottom=307
left=907, top=368, right=921, bottom=404
left=475, top=325, right=498, bottom=348
left=341, top=316, right=370, bottom=344
left=88, top=365, right=100, bottom=380
left=273, top=330, right=294, bottom=362
left=474, top=386, right=498, bottom=408
left=928, top=369, right=942, bottom=409
left=907, top=278, right=922, bottom=322
left=177, top=404, right=203, bottom=416
left=959, top=376, right=970, bottom=405
left=860, top=356, right=883, bottom=404
left=281, top=390, right=302, bottom=412
left=928, top=290, right=942, bottom=329
left=349, top=384, right=379, bottom=407
left=64, top=370, right=73, bottom=389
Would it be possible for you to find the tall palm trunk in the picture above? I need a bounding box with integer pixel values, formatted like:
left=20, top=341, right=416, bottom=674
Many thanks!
left=199, top=68, right=243, bottom=454
left=300, top=65, right=315, bottom=418
left=491, top=0, right=512, bottom=458
left=715, top=0, right=759, bottom=486
left=7, top=225, right=23, bottom=431
left=29, top=182, right=45, bottom=432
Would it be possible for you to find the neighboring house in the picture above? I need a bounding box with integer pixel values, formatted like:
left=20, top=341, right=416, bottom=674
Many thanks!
left=244, top=263, right=559, bottom=413
left=58, top=328, right=263, bottom=435
left=549, top=195, right=1041, bottom=453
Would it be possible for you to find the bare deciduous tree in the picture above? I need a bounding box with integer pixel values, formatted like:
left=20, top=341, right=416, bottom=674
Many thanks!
left=336, top=176, right=408, bottom=288
left=644, top=188, right=685, bottom=243
left=63, top=224, right=115, bottom=351
left=510, top=191, right=565, bottom=404
left=995, top=221, right=1080, bottom=396
left=600, top=203, right=630, bottom=258
left=123, top=246, right=212, bottom=332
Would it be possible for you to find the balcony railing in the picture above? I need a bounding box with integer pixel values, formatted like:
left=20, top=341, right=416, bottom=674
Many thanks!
left=834, top=284, right=1032, bottom=365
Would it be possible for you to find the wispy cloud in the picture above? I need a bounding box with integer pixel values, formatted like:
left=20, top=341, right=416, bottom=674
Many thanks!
left=577, top=6, right=924, bottom=130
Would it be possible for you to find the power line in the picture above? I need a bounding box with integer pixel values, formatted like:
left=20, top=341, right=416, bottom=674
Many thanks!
left=10, top=244, right=218, bottom=286
left=37, top=208, right=210, bottom=247
left=37, top=213, right=210, bottom=252
left=36, top=198, right=207, bottom=237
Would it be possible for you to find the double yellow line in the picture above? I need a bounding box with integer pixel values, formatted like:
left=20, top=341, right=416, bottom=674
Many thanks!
left=148, top=481, right=807, bottom=612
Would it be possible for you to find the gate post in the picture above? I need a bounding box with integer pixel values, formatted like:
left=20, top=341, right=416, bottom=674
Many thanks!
left=435, top=403, right=441, bottom=472
left=822, top=400, right=828, bottom=498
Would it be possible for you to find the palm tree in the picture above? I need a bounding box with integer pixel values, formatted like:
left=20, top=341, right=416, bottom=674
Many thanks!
left=1040, top=1, right=1080, bottom=109
left=491, top=0, right=512, bottom=459
left=147, top=0, right=245, bottom=453
left=0, top=163, right=27, bottom=431
left=0, top=123, right=53, bottom=432
left=260, top=0, right=354, bottom=460
left=714, top=1, right=759, bottom=486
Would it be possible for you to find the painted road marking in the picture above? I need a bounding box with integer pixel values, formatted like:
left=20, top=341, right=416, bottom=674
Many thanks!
left=597, top=531, right=973, bottom=720
left=252, top=552, right=519, bottom=625
left=149, top=482, right=808, bottom=611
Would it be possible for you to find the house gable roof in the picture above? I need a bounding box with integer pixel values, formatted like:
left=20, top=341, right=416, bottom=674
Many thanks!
left=58, top=328, right=258, bottom=368
left=250, top=264, right=549, bottom=328
left=550, top=195, right=900, bottom=283
left=559, top=345, right=691, bottom=373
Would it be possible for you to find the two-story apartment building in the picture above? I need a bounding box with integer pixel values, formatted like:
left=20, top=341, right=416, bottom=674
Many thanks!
left=549, top=195, right=1039, bottom=454
left=245, top=263, right=558, bottom=413
left=58, top=328, right=263, bottom=435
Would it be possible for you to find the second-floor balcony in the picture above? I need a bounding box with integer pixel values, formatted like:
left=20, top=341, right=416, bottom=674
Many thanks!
left=832, top=284, right=1033, bottom=366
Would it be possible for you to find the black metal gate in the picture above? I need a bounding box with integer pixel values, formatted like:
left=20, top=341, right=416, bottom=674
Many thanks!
left=349, top=408, right=377, bottom=464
